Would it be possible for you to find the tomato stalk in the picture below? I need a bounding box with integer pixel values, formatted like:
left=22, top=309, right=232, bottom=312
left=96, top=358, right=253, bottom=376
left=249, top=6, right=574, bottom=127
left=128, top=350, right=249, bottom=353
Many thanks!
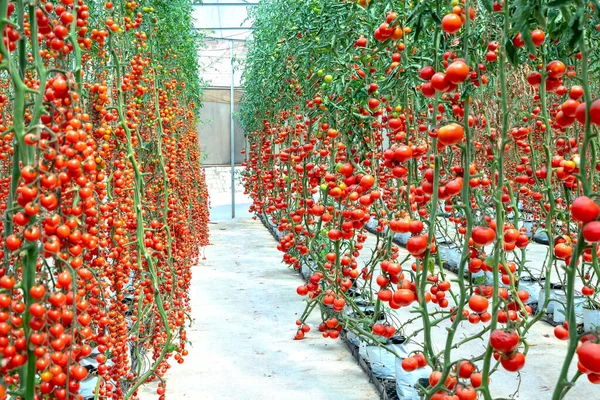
left=479, top=4, right=511, bottom=398
left=553, top=3, right=595, bottom=397
left=108, top=35, right=174, bottom=398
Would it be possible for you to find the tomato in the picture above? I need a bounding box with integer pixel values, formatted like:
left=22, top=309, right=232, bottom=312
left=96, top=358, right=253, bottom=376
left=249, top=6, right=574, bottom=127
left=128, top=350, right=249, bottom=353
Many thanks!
left=393, top=289, right=415, bottom=306
left=360, top=174, right=375, bottom=189
left=575, top=99, right=600, bottom=125
left=554, top=243, right=572, bottom=260
left=583, top=221, right=600, bottom=243
left=368, top=98, right=380, bottom=110
left=527, top=71, right=542, bottom=86
left=490, top=329, right=520, bottom=353
left=420, top=66, right=435, bottom=80
left=431, top=73, right=450, bottom=92
left=296, top=286, right=308, bottom=296
left=327, top=229, right=342, bottom=241
left=446, top=61, right=469, bottom=84
left=394, top=145, right=413, bottom=162
left=531, top=29, right=545, bottom=46
left=5, top=235, right=21, bottom=251
left=570, top=85, right=584, bottom=99
left=577, top=341, right=600, bottom=373
left=401, top=357, right=418, bottom=371
left=409, top=220, right=424, bottom=234
left=438, top=123, right=465, bottom=146
left=500, top=351, right=526, bottom=372
left=468, top=295, right=489, bottom=313
left=456, top=385, right=478, bottom=400
left=441, top=13, right=463, bottom=34
left=406, top=235, right=428, bottom=256
left=471, top=226, right=495, bottom=246
left=547, top=60, right=566, bottom=79
left=429, top=370, right=454, bottom=388
left=30, top=285, right=46, bottom=299
left=554, top=325, right=569, bottom=340
left=458, top=360, right=475, bottom=378
left=445, top=178, right=463, bottom=196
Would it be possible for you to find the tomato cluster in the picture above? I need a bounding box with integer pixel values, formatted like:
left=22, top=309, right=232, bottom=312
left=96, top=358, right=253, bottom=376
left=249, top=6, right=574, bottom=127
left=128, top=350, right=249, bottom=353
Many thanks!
left=242, top=0, right=600, bottom=398
left=0, top=1, right=208, bottom=399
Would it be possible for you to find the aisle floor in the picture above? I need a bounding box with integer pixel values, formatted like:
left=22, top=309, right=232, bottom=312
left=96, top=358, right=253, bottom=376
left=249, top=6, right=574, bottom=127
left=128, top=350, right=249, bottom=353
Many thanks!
left=139, top=218, right=379, bottom=400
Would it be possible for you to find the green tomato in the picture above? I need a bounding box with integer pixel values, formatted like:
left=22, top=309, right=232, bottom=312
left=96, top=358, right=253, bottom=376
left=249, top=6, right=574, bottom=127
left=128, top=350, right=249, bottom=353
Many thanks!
left=320, top=183, right=328, bottom=190
left=335, top=162, right=342, bottom=172
left=450, top=0, right=459, bottom=6
left=324, top=74, right=333, bottom=83
left=317, top=69, right=324, bottom=76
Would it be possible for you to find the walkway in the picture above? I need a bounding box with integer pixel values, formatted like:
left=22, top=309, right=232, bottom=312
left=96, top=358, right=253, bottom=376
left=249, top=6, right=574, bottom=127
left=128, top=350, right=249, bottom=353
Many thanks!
left=139, top=218, right=378, bottom=400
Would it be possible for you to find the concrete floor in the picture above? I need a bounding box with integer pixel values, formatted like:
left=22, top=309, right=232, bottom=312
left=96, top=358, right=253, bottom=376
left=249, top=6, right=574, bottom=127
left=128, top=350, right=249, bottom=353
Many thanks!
left=139, top=218, right=379, bottom=400
left=208, top=191, right=253, bottom=221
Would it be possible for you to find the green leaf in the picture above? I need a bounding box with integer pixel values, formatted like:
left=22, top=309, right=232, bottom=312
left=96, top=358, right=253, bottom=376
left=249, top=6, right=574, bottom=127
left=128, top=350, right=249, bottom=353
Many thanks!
left=568, top=8, right=584, bottom=50
left=427, top=258, right=435, bottom=275
left=592, top=0, right=600, bottom=19
left=505, top=40, right=518, bottom=66
left=520, top=25, right=537, bottom=55
left=413, top=13, right=424, bottom=43
left=480, top=0, right=493, bottom=13
left=546, top=0, right=574, bottom=7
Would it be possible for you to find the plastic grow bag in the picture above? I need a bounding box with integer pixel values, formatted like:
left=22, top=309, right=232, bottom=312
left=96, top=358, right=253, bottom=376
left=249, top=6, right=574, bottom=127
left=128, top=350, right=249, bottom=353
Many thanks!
left=553, top=296, right=585, bottom=324
left=584, top=308, right=600, bottom=331
left=519, top=276, right=544, bottom=304
left=395, top=361, right=432, bottom=399
left=361, top=336, right=408, bottom=379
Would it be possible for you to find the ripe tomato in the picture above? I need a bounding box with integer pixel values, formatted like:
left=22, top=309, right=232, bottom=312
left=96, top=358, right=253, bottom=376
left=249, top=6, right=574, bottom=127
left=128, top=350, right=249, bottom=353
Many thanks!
left=438, top=123, right=465, bottom=146
left=468, top=295, right=489, bottom=313
left=406, top=235, right=428, bottom=256
left=571, top=196, right=600, bottom=222
left=531, top=29, right=545, bottom=46
left=490, top=329, right=520, bottom=353
left=446, top=61, right=469, bottom=84
left=577, top=341, right=600, bottom=373
left=500, top=351, right=526, bottom=372
left=575, top=99, right=600, bottom=126
left=471, top=226, right=495, bottom=246
left=431, top=73, right=450, bottom=92
left=393, top=289, right=415, bottom=306
left=401, top=357, right=418, bottom=371
left=441, top=13, right=463, bottom=34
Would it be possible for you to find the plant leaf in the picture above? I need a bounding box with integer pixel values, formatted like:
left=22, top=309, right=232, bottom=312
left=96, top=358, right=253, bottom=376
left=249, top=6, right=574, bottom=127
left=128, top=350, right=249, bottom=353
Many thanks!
left=505, top=40, right=518, bottom=66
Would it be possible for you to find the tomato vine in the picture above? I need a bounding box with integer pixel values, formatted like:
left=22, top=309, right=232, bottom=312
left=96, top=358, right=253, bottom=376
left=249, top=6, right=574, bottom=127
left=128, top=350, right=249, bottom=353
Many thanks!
left=241, top=0, right=600, bottom=398
left=0, top=1, right=209, bottom=399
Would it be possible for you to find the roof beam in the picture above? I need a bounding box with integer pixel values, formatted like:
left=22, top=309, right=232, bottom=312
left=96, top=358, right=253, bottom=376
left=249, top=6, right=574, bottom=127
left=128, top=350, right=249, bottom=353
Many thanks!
left=195, top=27, right=255, bottom=30
left=193, top=2, right=258, bottom=5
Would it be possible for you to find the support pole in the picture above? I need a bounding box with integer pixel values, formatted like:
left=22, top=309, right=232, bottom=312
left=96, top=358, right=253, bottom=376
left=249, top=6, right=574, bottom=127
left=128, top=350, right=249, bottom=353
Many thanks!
left=230, top=40, right=235, bottom=219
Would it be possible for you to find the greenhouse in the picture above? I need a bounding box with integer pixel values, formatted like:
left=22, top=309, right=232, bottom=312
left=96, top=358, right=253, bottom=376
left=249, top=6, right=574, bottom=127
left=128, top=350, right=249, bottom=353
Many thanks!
left=0, top=0, right=599, bottom=399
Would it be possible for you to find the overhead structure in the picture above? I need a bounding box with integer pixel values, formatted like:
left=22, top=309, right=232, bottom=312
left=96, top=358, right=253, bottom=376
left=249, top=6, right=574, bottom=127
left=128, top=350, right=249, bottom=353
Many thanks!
left=193, top=1, right=257, bottom=40
left=193, top=0, right=256, bottom=219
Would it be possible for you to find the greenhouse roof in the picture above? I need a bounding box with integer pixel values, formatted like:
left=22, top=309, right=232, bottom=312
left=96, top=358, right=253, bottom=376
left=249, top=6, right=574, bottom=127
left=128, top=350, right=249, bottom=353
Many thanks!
left=193, top=0, right=255, bottom=87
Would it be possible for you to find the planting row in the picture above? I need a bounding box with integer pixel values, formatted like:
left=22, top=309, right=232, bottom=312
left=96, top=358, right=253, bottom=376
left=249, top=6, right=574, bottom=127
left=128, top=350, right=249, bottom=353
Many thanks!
left=0, top=1, right=209, bottom=399
left=241, top=0, right=600, bottom=399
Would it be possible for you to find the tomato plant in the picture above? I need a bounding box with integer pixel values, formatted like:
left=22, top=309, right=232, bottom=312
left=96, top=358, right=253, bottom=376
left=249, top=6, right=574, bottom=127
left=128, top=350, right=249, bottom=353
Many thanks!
left=241, top=0, right=600, bottom=399
left=0, top=0, right=209, bottom=399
